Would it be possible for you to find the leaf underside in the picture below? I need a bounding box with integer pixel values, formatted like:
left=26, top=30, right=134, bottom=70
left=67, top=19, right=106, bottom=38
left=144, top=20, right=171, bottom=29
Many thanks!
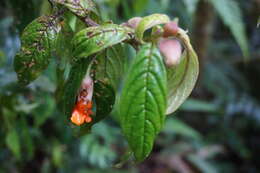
left=166, top=49, right=199, bottom=115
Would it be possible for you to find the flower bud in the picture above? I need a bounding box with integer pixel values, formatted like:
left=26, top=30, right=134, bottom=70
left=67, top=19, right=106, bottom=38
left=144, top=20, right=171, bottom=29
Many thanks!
left=163, top=22, right=179, bottom=37
left=158, top=38, right=182, bottom=67
left=80, top=74, right=93, bottom=101
left=125, top=17, right=142, bottom=29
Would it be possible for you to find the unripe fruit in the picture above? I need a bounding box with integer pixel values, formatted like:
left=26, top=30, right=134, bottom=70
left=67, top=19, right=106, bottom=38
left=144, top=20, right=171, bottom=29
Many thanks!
left=163, top=22, right=179, bottom=37
left=158, top=38, right=182, bottom=67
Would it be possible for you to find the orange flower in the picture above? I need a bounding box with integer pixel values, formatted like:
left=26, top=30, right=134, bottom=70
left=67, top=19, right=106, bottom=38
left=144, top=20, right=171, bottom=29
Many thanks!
left=70, top=75, right=94, bottom=126
left=70, top=100, right=93, bottom=126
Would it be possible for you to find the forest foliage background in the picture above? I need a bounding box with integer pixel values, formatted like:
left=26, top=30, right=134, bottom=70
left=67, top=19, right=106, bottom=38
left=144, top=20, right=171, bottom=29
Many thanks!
left=0, top=0, right=260, bottom=172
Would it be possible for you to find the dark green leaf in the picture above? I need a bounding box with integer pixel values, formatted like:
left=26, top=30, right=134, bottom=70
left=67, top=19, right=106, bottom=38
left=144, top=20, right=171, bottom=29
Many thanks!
left=93, top=81, right=115, bottom=123
left=94, top=44, right=127, bottom=89
left=72, top=24, right=131, bottom=61
left=14, top=15, right=61, bottom=85
left=119, top=43, right=167, bottom=161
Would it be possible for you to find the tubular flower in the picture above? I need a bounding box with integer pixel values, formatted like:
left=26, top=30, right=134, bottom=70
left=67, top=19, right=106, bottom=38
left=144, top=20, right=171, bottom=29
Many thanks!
left=70, top=75, right=94, bottom=126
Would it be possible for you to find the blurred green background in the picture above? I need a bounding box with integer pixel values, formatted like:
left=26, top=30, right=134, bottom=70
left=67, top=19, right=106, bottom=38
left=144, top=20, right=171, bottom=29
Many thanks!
left=0, top=0, right=260, bottom=172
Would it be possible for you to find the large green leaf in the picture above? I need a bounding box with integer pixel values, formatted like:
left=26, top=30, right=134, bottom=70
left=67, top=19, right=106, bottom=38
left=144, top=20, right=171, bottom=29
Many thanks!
left=53, top=0, right=99, bottom=18
left=135, top=13, right=170, bottom=42
left=119, top=43, right=167, bottom=161
left=72, top=24, right=131, bottom=61
left=166, top=29, right=199, bottom=115
left=208, top=0, right=249, bottom=59
left=14, top=15, right=61, bottom=85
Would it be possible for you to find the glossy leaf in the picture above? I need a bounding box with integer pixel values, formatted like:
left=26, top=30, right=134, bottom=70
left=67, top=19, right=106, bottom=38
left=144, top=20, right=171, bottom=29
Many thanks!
left=119, top=43, right=167, bottom=161
left=208, top=0, right=249, bottom=59
left=72, top=24, right=131, bottom=61
left=53, top=0, right=99, bottom=18
left=135, top=13, right=170, bottom=42
left=14, top=15, right=61, bottom=85
left=166, top=29, right=199, bottom=115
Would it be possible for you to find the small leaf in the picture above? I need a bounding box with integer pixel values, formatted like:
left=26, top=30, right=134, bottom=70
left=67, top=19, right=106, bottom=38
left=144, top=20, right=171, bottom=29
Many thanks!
left=6, top=129, right=21, bottom=159
left=61, top=58, right=92, bottom=118
left=166, top=29, right=199, bottom=115
left=135, top=13, right=170, bottom=42
left=53, top=0, right=99, bottom=18
left=119, top=43, right=167, bottom=161
left=72, top=24, right=131, bottom=61
left=14, top=15, right=61, bottom=85
left=208, top=0, right=249, bottom=59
